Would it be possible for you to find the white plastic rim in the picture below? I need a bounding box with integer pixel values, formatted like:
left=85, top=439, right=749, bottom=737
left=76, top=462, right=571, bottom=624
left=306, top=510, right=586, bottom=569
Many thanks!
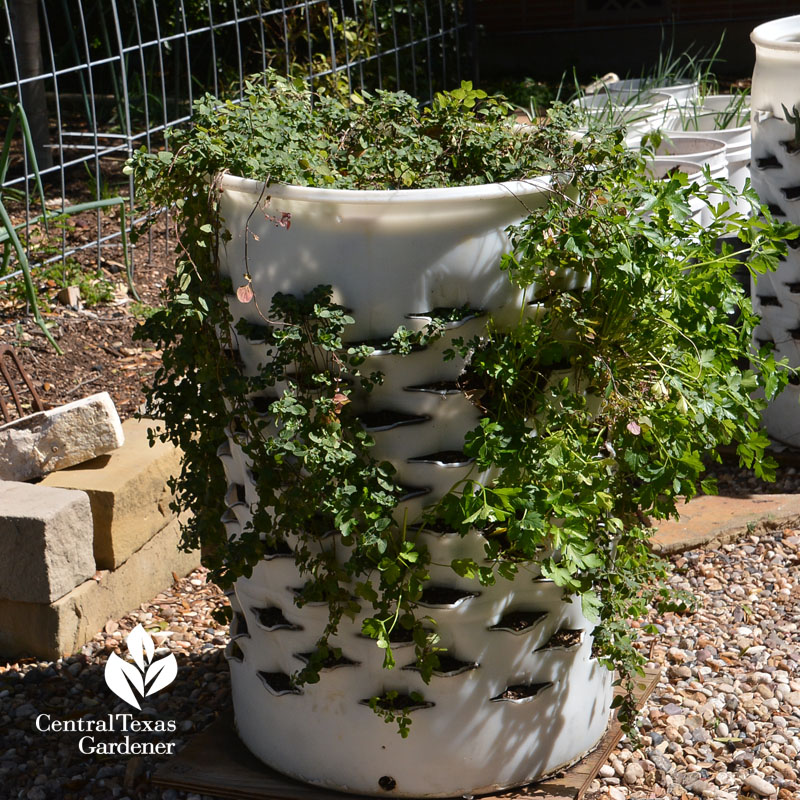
left=571, top=91, right=670, bottom=117
left=220, top=171, right=552, bottom=207
left=751, top=15, right=800, bottom=116
left=605, top=77, right=699, bottom=103
left=217, top=172, right=556, bottom=338
left=644, top=159, right=704, bottom=181
left=570, top=92, right=677, bottom=143
left=652, top=135, right=727, bottom=173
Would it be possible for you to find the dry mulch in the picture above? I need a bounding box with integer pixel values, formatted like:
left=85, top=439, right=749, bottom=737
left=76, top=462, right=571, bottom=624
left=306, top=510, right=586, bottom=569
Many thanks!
left=0, top=213, right=173, bottom=423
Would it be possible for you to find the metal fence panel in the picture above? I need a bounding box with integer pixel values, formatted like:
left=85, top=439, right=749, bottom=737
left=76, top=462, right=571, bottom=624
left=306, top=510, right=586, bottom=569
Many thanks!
left=0, top=0, right=473, bottom=287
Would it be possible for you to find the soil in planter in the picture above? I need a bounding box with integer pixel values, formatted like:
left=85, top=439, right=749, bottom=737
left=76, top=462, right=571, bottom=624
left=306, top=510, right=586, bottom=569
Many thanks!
left=418, top=585, right=480, bottom=607
left=294, top=650, right=359, bottom=669
left=362, top=692, right=434, bottom=712
left=263, top=538, right=293, bottom=558
left=538, top=628, right=584, bottom=650
left=255, top=606, right=302, bottom=631
left=404, top=653, right=478, bottom=675
left=258, top=671, right=301, bottom=695
left=490, top=610, right=548, bottom=633
left=491, top=682, right=552, bottom=702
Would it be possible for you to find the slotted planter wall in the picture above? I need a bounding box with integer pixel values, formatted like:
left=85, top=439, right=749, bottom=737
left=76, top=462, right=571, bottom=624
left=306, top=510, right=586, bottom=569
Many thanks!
left=212, top=175, right=614, bottom=797
left=750, top=15, right=800, bottom=447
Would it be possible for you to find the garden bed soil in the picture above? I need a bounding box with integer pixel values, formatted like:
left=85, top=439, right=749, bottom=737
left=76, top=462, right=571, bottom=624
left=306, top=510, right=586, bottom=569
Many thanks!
left=0, top=213, right=173, bottom=423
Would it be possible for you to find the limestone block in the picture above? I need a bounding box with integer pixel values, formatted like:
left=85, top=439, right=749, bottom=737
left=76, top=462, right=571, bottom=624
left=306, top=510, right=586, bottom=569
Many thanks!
left=42, top=418, right=181, bottom=569
left=0, top=392, right=124, bottom=481
left=0, top=481, right=95, bottom=604
left=0, top=514, right=199, bottom=661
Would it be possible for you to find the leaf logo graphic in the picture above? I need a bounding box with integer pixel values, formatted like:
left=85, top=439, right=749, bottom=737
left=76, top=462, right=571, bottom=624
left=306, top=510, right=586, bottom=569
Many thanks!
left=104, top=624, right=178, bottom=710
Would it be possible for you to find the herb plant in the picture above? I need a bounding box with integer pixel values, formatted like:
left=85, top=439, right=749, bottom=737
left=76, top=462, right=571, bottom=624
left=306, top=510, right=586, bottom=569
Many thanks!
left=131, top=73, right=797, bottom=737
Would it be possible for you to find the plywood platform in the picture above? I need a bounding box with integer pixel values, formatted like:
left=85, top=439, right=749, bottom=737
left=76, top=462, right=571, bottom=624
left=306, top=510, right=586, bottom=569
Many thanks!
left=154, top=665, right=660, bottom=800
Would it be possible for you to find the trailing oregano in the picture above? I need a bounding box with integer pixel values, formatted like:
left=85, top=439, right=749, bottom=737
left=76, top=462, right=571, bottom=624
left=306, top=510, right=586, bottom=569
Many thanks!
left=130, top=72, right=798, bottom=737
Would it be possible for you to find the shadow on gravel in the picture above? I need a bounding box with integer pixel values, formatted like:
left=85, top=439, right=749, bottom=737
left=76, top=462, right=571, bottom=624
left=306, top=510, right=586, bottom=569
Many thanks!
left=1, top=644, right=231, bottom=799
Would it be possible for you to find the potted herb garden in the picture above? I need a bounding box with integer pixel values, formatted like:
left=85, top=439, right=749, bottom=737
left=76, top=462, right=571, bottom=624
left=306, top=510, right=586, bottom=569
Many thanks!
left=130, top=73, right=795, bottom=797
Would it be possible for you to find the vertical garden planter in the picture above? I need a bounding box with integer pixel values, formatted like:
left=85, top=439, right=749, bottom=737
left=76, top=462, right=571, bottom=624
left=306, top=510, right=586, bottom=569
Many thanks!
left=214, top=174, right=613, bottom=797
left=134, top=76, right=791, bottom=800
left=750, top=15, right=800, bottom=447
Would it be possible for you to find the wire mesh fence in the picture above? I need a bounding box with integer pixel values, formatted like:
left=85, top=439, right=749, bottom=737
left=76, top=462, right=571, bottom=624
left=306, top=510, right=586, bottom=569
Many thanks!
left=0, top=0, right=474, bottom=294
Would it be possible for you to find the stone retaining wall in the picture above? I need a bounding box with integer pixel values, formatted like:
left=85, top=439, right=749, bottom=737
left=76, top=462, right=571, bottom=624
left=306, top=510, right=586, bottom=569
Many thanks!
left=0, top=418, right=198, bottom=661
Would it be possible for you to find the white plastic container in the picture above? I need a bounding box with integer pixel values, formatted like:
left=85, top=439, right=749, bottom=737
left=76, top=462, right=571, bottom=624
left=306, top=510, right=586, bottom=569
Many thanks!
left=750, top=15, right=800, bottom=446
left=214, top=173, right=614, bottom=796
left=229, top=527, right=613, bottom=798
left=656, top=95, right=752, bottom=214
left=644, top=159, right=713, bottom=224
left=605, top=76, right=699, bottom=104
left=570, top=91, right=677, bottom=144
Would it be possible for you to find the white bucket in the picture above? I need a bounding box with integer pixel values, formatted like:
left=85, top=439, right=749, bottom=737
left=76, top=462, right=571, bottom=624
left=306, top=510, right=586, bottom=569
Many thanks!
left=644, top=159, right=709, bottom=223
left=571, top=91, right=677, bottom=142
left=605, top=77, right=699, bottom=104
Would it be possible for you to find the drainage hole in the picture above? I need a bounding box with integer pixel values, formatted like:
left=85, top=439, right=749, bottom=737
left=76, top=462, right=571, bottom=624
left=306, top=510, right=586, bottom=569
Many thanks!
left=379, top=776, right=397, bottom=791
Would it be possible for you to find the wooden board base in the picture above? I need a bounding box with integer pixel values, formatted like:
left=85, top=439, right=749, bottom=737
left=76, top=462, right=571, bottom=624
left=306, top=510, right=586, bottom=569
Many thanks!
left=153, top=666, right=661, bottom=800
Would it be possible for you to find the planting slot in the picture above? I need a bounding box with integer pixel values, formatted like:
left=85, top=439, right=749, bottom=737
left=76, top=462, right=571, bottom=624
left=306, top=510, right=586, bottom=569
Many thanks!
left=756, top=338, right=775, bottom=350
left=404, top=381, right=461, bottom=397
left=397, top=484, right=431, bottom=502
left=359, top=692, right=434, bottom=713
left=781, top=185, right=800, bottom=201
left=237, top=321, right=272, bottom=342
left=225, top=640, right=245, bottom=663
left=289, top=585, right=341, bottom=606
left=346, top=337, right=426, bottom=356
left=418, top=585, right=480, bottom=608
left=221, top=348, right=241, bottom=365
left=489, top=610, right=548, bottom=634
left=216, top=440, right=233, bottom=458
left=758, top=295, right=782, bottom=307
left=294, top=650, right=360, bottom=670
left=490, top=682, right=553, bottom=703
left=786, top=282, right=800, bottom=293
left=408, top=519, right=459, bottom=535
left=756, top=155, right=782, bottom=170
left=537, top=628, right=585, bottom=651
left=253, top=606, right=303, bottom=631
left=251, top=395, right=277, bottom=415
left=358, top=625, right=416, bottom=647
left=231, top=612, right=250, bottom=640
left=263, top=538, right=293, bottom=560
left=789, top=237, right=800, bottom=250
left=768, top=203, right=786, bottom=216
left=257, top=671, right=302, bottom=696
left=403, top=653, right=479, bottom=677
left=407, top=451, right=474, bottom=467
left=358, top=410, right=431, bottom=431
left=225, top=483, right=246, bottom=506
left=405, top=307, right=484, bottom=329
left=789, top=373, right=800, bottom=386
left=220, top=508, right=238, bottom=525
left=789, top=327, right=800, bottom=341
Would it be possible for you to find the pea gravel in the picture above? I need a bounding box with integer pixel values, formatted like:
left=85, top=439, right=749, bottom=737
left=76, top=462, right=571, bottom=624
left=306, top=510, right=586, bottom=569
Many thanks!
left=2, top=530, right=799, bottom=800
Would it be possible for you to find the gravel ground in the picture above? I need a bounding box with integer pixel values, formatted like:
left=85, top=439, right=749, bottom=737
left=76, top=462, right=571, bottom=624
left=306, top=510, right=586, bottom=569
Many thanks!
left=587, top=528, right=800, bottom=800
left=1, top=531, right=798, bottom=800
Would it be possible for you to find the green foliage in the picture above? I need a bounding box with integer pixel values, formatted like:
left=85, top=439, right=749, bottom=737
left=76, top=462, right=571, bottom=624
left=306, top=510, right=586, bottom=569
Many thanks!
left=130, top=72, right=539, bottom=192
left=131, top=72, right=798, bottom=738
